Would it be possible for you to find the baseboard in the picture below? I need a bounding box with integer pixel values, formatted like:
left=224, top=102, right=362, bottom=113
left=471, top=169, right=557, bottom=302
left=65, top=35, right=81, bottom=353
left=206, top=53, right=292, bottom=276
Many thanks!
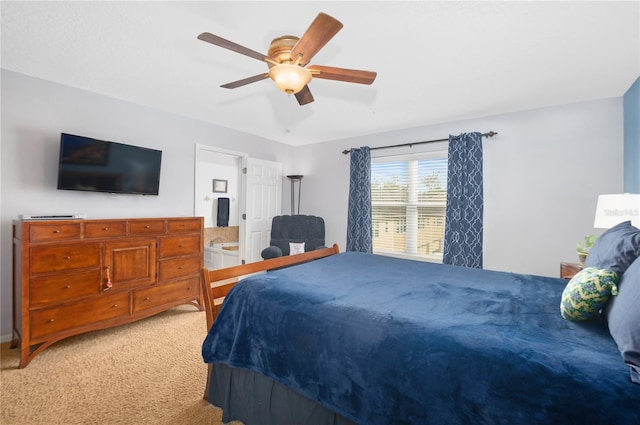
left=0, top=333, right=13, bottom=344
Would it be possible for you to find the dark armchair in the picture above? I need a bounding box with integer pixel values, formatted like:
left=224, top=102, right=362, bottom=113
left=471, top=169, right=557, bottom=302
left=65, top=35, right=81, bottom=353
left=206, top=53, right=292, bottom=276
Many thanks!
left=261, top=215, right=326, bottom=259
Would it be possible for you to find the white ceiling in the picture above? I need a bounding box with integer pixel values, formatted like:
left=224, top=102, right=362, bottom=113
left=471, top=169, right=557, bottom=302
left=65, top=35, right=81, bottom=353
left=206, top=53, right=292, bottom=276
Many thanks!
left=2, top=1, right=639, bottom=146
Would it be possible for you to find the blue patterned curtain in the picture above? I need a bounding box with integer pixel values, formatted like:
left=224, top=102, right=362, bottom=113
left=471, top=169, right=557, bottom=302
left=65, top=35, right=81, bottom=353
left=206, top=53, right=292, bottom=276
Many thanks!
left=443, top=132, right=484, bottom=268
left=347, top=147, right=372, bottom=253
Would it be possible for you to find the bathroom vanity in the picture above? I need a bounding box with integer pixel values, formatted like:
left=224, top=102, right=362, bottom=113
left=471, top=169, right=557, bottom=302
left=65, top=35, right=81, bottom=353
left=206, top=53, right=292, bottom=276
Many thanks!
left=204, top=242, right=240, bottom=270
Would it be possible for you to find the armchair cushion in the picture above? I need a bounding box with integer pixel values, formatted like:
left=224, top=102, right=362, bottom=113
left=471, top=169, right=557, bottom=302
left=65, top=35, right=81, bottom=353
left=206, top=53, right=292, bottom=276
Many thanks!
left=261, top=215, right=325, bottom=259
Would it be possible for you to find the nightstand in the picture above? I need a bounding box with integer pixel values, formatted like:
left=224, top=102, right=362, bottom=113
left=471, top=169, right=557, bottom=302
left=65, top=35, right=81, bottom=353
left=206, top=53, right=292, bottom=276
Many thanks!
left=560, top=262, right=583, bottom=279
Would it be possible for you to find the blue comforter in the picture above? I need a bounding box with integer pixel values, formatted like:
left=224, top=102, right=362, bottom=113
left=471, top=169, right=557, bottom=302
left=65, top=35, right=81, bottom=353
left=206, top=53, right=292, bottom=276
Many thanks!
left=202, top=252, right=640, bottom=425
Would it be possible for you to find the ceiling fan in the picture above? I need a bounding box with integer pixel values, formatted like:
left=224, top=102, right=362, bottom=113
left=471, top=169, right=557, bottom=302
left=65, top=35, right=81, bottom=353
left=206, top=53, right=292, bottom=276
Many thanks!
left=197, top=12, right=377, bottom=106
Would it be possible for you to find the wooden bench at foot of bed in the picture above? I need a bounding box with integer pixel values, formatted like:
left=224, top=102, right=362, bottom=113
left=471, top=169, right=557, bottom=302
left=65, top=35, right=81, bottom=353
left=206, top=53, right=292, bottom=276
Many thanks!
left=200, top=244, right=340, bottom=330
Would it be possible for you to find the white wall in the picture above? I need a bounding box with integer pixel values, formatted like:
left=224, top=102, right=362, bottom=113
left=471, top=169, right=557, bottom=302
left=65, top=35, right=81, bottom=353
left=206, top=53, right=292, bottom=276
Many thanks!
left=0, top=70, right=294, bottom=339
left=295, top=98, right=624, bottom=277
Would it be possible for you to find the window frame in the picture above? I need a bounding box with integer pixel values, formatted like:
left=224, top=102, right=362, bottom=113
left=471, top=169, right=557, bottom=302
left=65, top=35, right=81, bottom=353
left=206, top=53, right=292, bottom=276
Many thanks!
left=371, top=149, right=448, bottom=263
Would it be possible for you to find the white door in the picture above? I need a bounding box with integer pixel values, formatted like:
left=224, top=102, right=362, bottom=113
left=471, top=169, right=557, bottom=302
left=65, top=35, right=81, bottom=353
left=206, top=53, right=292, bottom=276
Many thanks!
left=240, top=157, right=282, bottom=264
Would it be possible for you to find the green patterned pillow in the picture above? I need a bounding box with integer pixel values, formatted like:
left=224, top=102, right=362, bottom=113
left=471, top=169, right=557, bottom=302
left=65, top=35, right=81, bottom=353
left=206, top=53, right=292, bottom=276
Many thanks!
left=560, top=267, right=619, bottom=321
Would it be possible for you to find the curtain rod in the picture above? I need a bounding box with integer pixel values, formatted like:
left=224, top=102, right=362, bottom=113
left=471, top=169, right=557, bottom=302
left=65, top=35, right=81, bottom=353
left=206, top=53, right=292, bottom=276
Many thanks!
left=341, top=131, right=498, bottom=155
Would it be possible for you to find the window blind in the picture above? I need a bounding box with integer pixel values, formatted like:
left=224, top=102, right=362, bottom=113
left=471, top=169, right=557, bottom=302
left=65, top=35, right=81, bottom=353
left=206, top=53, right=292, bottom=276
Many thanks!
left=371, top=151, right=447, bottom=262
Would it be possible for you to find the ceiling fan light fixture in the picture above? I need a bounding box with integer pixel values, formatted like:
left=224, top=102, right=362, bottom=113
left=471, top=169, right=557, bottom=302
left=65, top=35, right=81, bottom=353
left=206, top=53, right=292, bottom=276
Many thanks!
left=198, top=13, right=375, bottom=105
left=268, top=64, right=312, bottom=95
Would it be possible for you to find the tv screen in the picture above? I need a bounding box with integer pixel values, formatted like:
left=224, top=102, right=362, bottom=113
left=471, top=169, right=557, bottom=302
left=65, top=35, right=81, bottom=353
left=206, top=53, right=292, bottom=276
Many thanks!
left=57, top=133, right=162, bottom=195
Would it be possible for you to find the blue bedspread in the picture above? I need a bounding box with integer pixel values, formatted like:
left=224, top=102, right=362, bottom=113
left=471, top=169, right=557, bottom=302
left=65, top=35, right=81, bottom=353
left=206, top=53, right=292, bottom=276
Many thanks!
left=202, top=252, right=640, bottom=425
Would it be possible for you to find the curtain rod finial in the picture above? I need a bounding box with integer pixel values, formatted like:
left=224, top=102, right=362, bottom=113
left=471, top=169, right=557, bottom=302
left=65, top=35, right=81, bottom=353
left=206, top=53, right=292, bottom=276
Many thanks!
left=342, top=149, right=351, bottom=155
left=484, top=131, right=498, bottom=138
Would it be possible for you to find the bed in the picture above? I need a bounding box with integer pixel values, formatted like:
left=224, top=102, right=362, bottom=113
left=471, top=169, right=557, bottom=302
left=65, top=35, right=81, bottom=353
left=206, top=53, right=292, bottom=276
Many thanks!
left=201, top=235, right=640, bottom=425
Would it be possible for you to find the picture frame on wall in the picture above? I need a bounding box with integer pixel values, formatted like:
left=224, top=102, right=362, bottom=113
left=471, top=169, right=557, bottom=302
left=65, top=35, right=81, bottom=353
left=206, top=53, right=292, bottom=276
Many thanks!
left=213, top=179, right=228, bottom=193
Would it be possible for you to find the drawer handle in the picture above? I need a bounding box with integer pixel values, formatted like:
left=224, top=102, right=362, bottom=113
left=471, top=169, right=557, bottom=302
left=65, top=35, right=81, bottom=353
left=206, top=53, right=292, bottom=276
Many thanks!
left=53, top=230, right=61, bottom=234
left=179, top=244, right=184, bottom=248
left=144, top=297, right=150, bottom=301
left=103, top=267, right=113, bottom=292
left=112, top=304, right=119, bottom=308
left=62, top=256, right=71, bottom=260
left=48, top=319, right=55, bottom=323
left=63, top=285, right=71, bottom=290
left=103, top=227, right=109, bottom=231
left=187, top=286, right=192, bottom=290
left=144, top=225, right=150, bottom=229
left=178, top=266, right=184, bottom=269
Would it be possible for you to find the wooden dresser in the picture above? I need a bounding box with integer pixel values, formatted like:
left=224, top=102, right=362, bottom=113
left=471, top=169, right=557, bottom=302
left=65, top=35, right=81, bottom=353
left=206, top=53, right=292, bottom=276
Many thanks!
left=12, top=216, right=204, bottom=368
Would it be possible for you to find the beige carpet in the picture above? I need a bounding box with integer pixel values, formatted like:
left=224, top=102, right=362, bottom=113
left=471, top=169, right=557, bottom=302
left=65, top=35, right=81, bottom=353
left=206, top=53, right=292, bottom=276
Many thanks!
left=1, top=305, right=242, bottom=425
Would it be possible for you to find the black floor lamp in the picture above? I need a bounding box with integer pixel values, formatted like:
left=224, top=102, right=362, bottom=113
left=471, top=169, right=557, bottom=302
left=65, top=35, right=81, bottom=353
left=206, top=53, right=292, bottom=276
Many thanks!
left=287, top=175, right=303, bottom=215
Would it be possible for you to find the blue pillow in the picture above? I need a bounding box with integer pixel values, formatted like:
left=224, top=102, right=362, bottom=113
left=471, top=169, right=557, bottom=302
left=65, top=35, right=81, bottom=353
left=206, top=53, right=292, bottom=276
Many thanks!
left=585, top=221, right=640, bottom=274
left=604, top=256, right=640, bottom=384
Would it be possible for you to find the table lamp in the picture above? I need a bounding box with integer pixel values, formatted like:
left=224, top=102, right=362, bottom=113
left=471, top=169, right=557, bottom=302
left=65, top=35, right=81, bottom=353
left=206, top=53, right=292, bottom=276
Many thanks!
left=593, top=193, right=640, bottom=228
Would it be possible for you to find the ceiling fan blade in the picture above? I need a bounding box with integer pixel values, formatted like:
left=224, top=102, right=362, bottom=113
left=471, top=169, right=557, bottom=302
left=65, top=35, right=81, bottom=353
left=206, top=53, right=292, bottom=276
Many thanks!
left=198, top=32, right=274, bottom=64
left=290, top=13, right=343, bottom=66
left=295, top=85, right=314, bottom=105
left=308, top=65, right=377, bottom=84
left=221, top=73, right=269, bottom=89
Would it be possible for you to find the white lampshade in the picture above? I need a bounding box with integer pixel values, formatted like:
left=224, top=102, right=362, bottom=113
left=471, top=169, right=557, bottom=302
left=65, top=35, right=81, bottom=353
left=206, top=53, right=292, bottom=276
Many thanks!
left=593, top=193, right=640, bottom=228
left=268, top=64, right=312, bottom=95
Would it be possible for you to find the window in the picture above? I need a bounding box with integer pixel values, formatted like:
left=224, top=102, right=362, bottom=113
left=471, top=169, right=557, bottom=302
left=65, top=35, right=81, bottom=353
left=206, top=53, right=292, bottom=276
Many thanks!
left=371, top=151, right=447, bottom=262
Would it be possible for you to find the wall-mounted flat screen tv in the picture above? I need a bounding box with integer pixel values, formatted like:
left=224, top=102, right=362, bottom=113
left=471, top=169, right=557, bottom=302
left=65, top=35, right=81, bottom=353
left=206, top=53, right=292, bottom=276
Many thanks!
left=57, top=133, right=162, bottom=195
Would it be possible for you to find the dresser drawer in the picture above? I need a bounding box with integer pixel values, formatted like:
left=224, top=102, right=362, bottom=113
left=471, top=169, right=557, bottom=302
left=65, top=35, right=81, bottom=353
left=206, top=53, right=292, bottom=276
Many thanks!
left=30, top=270, right=101, bottom=308
left=133, top=277, right=200, bottom=313
left=85, top=221, right=127, bottom=238
left=167, top=218, right=201, bottom=233
left=30, top=292, right=130, bottom=340
left=158, top=255, right=200, bottom=281
left=129, top=220, right=165, bottom=235
left=30, top=243, right=100, bottom=274
left=158, top=234, right=201, bottom=258
left=30, top=223, right=82, bottom=243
